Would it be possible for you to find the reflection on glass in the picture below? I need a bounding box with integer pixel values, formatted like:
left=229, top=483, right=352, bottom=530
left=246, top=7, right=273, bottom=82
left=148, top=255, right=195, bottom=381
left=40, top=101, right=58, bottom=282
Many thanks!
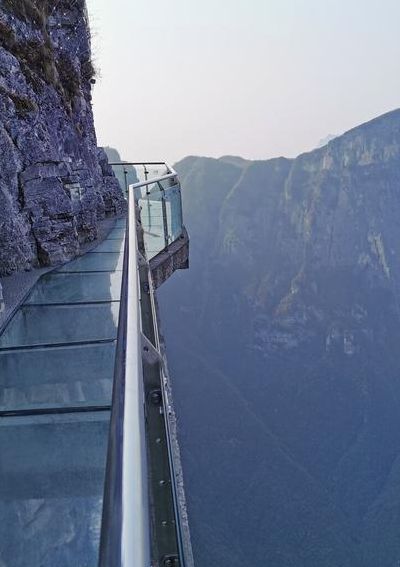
left=57, top=252, right=123, bottom=273
left=0, top=209, right=127, bottom=566
left=0, top=413, right=109, bottom=566
left=106, top=228, right=126, bottom=240
left=164, top=185, right=183, bottom=243
left=110, top=164, right=138, bottom=197
left=139, top=193, right=165, bottom=257
left=90, top=239, right=125, bottom=254
left=136, top=182, right=184, bottom=259
left=26, top=272, right=122, bottom=305
left=0, top=303, right=120, bottom=348
left=0, top=343, right=115, bottom=410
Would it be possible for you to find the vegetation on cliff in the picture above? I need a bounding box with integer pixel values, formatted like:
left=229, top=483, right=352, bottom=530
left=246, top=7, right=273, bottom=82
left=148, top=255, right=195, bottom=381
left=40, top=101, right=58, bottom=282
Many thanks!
left=0, top=0, right=124, bottom=276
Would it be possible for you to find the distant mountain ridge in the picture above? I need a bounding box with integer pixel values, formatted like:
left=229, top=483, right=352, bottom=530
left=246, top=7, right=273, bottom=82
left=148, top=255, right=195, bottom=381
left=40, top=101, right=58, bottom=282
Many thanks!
left=317, top=133, right=337, bottom=147
left=159, top=108, right=400, bottom=566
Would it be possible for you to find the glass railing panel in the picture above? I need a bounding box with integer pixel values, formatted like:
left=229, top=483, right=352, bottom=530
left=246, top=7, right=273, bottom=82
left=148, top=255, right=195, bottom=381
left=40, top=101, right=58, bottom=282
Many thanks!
left=0, top=412, right=109, bottom=567
left=138, top=191, right=166, bottom=259
left=110, top=164, right=138, bottom=197
left=0, top=303, right=119, bottom=349
left=57, top=252, right=123, bottom=273
left=0, top=343, right=115, bottom=411
left=133, top=164, right=169, bottom=184
left=135, top=181, right=162, bottom=201
left=164, top=184, right=184, bottom=243
left=136, top=182, right=184, bottom=259
left=25, top=272, right=122, bottom=305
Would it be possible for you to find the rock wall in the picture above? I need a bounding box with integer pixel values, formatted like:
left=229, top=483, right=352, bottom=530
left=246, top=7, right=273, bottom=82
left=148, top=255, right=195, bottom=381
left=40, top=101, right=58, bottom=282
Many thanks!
left=0, top=0, right=125, bottom=279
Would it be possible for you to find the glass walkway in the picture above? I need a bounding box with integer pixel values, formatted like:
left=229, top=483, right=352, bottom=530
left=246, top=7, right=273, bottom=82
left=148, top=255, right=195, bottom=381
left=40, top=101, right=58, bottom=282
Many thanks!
left=0, top=219, right=126, bottom=566
left=0, top=163, right=191, bottom=567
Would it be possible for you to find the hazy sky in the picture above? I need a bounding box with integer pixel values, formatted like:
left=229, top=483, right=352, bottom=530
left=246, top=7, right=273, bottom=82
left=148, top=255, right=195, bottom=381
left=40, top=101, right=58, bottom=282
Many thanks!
left=86, top=0, right=400, bottom=164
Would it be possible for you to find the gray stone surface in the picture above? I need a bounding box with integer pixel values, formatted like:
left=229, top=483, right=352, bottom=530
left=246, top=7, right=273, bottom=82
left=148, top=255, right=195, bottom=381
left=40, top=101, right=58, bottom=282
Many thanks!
left=0, top=0, right=126, bottom=299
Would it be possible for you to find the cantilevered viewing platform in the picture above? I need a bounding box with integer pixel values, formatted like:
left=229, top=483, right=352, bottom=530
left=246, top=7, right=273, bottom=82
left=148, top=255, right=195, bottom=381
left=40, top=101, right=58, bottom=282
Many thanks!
left=0, top=164, right=191, bottom=567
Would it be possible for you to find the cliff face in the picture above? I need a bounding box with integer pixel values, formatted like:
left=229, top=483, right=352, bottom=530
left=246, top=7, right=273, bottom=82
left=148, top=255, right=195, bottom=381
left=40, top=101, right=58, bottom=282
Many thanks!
left=0, top=0, right=125, bottom=277
left=159, top=109, right=400, bottom=566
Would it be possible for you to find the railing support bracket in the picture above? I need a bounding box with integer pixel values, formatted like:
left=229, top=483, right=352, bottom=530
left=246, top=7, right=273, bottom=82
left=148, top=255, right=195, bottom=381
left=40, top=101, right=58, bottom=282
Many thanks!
left=141, top=332, right=162, bottom=366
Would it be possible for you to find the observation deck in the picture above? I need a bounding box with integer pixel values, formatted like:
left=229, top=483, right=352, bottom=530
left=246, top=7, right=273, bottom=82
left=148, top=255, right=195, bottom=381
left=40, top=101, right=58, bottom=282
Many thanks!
left=0, top=164, right=191, bottom=566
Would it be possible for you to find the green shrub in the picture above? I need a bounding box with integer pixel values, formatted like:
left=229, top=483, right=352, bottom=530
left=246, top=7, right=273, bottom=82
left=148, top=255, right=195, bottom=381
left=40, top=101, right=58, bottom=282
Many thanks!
left=81, top=59, right=96, bottom=83
left=19, top=39, right=57, bottom=86
left=0, top=16, right=57, bottom=89
left=0, top=18, right=14, bottom=44
left=2, top=0, right=47, bottom=29
left=58, top=53, right=81, bottom=105
left=0, top=85, right=37, bottom=116
left=1, top=0, right=94, bottom=109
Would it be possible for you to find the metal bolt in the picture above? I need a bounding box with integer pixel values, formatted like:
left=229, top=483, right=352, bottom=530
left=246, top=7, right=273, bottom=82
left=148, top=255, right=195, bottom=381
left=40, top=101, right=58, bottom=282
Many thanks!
left=150, top=390, right=162, bottom=405
left=162, top=555, right=179, bottom=566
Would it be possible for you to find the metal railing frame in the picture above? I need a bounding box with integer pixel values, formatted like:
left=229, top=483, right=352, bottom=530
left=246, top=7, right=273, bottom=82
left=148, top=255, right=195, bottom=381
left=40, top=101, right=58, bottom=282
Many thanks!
left=110, top=161, right=182, bottom=252
left=99, top=163, right=187, bottom=567
left=99, top=192, right=151, bottom=567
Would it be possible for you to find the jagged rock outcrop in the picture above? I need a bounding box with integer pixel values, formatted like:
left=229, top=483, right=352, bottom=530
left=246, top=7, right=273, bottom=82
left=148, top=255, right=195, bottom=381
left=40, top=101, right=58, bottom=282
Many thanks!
left=0, top=0, right=125, bottom=282
left=159, top=109, right=400, bottom=567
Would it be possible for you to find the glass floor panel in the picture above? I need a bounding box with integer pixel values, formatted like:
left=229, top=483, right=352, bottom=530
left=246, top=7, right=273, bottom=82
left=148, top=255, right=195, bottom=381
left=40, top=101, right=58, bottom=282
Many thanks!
left=90, top=239, right=125, bottom=253
left=106, top=231, right=126, bottom=240
left=113, top=219, right=127, bottom=228
left=0, top=412, right=109, bottom=567
left=57, top=252, right=123, bottom=273
left=0, top=217, right=126, bottom=565
left=0, top=342, right=115, bottom=411
left=25, top=272, right=122, bottom=305
left=0, top=303, right=119, bottom=349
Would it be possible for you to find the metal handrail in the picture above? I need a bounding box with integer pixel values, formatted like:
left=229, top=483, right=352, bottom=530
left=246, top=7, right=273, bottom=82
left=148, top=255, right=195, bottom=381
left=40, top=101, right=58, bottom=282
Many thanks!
left=99, top=193, right=151, bottom=566
left=109, top=161, right=178, bottom=192
left=109, top=162, right=170, bottom=166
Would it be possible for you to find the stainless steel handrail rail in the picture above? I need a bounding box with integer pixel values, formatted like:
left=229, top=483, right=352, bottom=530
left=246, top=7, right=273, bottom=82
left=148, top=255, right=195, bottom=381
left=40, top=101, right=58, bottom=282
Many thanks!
left=109, top=162, right=178, bottom=191
left=132, top=172, right=178, bottom=191
left=99, top=192, right=151, bottom=567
